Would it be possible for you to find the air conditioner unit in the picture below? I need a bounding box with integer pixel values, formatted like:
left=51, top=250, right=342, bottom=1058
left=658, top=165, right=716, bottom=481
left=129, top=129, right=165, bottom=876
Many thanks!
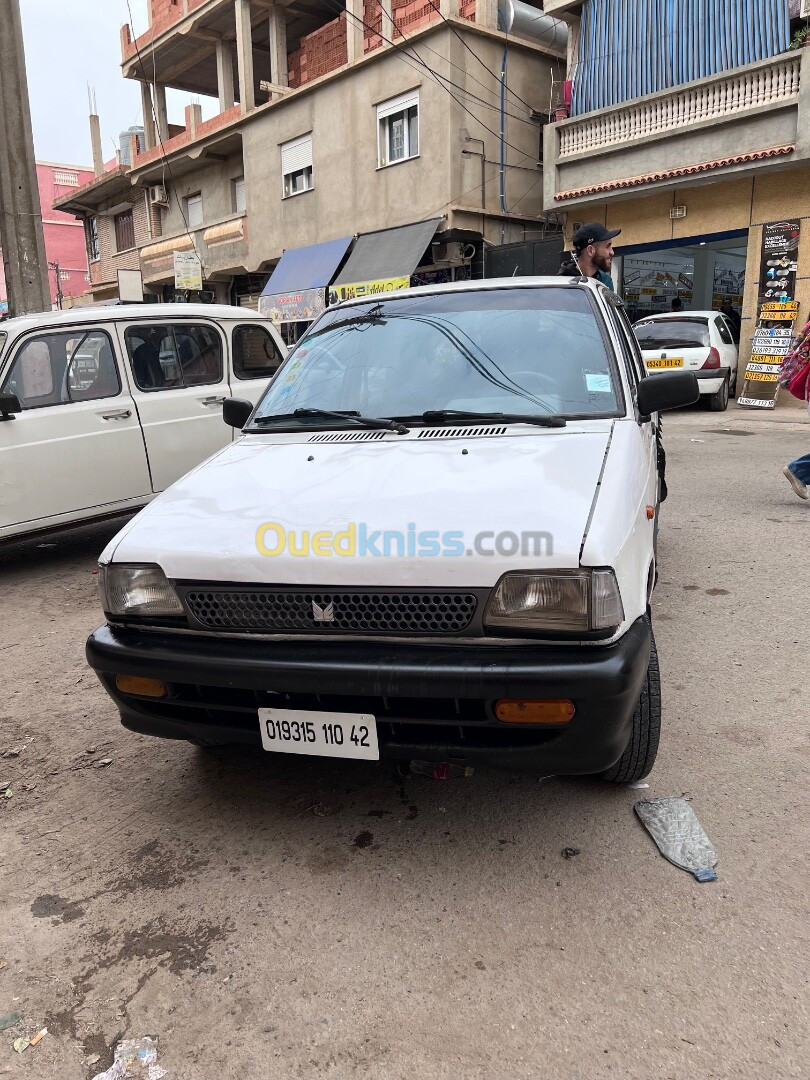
left=431, top=241, right=465, bottom=265
left=149, top=185, right=169, bottom=208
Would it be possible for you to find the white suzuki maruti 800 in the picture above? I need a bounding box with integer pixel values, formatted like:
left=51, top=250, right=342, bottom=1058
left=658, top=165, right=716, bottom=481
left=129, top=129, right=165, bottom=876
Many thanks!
left=87, top=279, right=698, bottom=782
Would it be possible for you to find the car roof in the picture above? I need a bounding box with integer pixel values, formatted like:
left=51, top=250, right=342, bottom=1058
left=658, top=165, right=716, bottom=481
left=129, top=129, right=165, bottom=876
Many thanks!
left=634, top=311, right=719, bottom=323
left=331, top=276, right=606, bottom=309
left=0, top=303, right=266, bottom=335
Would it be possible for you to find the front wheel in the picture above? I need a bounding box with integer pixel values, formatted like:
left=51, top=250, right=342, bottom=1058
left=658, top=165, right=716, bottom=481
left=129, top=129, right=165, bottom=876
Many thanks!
left=601, top=619, right=661, bottom=783
left=708, top=377, right=729, bottom=411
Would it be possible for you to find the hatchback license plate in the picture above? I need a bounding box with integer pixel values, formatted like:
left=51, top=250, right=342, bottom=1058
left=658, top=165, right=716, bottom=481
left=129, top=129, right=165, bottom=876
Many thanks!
left=258, top=708, right=379, bottom=760
left=647, top=357, right=684, bottom=369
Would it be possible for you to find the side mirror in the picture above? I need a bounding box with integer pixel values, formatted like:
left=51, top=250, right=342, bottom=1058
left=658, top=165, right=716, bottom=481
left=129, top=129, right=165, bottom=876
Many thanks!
left=222, top=397, right=254, bottom=429
left=637, top=371, right=699, bottom=418
left=0, top=393, right=21, bottom=421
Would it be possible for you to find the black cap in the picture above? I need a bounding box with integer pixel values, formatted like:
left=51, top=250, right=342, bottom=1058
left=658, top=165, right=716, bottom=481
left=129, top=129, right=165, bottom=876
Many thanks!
left=572, top=223, right=621, bottom=252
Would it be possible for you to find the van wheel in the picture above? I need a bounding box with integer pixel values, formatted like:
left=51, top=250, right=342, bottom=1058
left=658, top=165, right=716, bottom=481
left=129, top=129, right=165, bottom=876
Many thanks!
left=708, top=377, right=729, bottom=411
left=601, top=619, right=661, bottom=783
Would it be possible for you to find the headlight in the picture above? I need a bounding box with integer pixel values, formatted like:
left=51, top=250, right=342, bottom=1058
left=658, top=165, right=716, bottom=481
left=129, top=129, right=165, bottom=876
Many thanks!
left=99, top=564, right=184, bottom=618
left=484, top=570, right=624, bottom=633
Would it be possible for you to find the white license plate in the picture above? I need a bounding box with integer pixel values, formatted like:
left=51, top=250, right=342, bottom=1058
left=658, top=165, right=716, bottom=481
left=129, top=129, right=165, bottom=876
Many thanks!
left=258, top=708, right=379, bottom=760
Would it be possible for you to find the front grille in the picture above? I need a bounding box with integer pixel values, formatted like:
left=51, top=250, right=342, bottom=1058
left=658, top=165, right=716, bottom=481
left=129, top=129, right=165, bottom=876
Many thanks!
left=182, top=588, right=478, bottom=635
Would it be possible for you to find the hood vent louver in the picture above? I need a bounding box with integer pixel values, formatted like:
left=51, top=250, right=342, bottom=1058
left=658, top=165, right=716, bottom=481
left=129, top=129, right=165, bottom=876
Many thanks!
left=308, top=431, right=388, bottom=443
left=418, top=425, right=508, bottom=439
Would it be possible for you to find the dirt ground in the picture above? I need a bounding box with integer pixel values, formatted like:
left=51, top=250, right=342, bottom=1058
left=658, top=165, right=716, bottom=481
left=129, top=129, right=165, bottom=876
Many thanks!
left=1, top=403, right=808, bottom=1080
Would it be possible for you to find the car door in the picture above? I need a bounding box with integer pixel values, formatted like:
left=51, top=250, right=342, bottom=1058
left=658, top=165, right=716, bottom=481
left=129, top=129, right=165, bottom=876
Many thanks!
left=714, top=315, right=738, bottom=384
left=119, top=320, right=232, bottom=493
left=0, top=325, right=151, bottom=536
left=228, top=320, right=286, bottom=416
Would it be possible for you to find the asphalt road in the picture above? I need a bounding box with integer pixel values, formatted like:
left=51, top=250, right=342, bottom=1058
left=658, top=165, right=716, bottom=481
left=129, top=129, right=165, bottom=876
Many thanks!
left=1, top=403, right=807, bottom=1080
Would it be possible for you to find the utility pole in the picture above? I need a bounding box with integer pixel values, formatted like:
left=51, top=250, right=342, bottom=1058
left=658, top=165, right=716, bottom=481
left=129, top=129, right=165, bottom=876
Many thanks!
left=48, top=261, right=63, bottom=309
left=0, top=0, right=51, bottom=316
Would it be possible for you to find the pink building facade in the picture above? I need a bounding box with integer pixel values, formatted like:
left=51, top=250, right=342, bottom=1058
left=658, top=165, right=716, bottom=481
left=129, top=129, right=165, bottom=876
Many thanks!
left=0, top=161, right=95, bottom=314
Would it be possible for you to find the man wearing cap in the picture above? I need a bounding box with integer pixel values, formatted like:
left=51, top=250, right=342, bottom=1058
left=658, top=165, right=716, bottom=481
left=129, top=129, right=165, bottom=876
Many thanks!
left=558, top=223, right=621, bottom=289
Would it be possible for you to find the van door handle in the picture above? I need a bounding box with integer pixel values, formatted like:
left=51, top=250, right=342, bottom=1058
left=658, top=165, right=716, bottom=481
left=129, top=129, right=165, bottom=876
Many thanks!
left=100, top=409, right=132, bottom=420
left=201, top=395, right=227, bottom=406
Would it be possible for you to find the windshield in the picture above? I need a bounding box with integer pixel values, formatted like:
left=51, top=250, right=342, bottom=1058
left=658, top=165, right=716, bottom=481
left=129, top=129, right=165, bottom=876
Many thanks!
left=634, top=318, right=710, bottom=350
left=251, top=287, right=621, bottom=427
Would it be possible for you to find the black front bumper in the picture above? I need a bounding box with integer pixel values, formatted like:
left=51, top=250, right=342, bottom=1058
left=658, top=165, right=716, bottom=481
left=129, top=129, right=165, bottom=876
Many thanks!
left=86, top=618, right=651, bottom=776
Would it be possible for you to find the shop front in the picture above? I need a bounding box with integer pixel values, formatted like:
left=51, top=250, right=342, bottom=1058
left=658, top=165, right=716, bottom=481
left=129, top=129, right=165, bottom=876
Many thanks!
left=327, top=219, right=444, bottom=306
left=258, top=236, right=353, bottom=346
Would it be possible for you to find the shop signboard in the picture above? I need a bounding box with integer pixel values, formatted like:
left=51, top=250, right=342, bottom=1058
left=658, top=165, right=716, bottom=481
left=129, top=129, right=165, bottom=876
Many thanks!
left=258, top=288, right=325, bottom=325
left=328, top=276, right=411, bottom=305
left=740, top=222, right=801, bottom=409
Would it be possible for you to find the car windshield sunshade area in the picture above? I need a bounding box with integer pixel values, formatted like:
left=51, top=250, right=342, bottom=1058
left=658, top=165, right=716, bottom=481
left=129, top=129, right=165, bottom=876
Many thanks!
left=634, top=318, right=710, bottom=350
left=250, top=287, right=620, bottom=427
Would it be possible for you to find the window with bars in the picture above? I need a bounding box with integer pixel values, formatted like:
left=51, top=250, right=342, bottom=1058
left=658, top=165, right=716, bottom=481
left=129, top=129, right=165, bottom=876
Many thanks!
left=85, top=215, right=100, bottom=262
left=377, top=91, right=419, bottom=168
left=185, top=192, right=203, bottom=228
left=281, top=134, right=313, bottom=198
left=53, top=169, right=79, bottom=187
left=114, top=209, right=135, bottom=252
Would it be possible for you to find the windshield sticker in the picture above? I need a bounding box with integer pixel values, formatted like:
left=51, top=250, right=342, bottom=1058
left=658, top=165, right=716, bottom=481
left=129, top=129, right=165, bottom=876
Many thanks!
left=585, top=372, right=611, bottom=393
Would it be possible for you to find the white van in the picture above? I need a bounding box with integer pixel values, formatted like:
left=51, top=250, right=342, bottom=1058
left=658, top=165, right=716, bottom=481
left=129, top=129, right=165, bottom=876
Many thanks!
left=0, top=305, right=285, bottom=542
left=87, top=280, right=697, bottom=782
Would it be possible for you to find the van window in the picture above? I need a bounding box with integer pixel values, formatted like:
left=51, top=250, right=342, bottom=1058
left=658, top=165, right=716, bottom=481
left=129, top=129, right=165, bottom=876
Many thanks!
left=125, top=324, right=223, bottom=391
left=1, top=329, right=120, bottom=408
left=233, top=324, right=283, bottom=381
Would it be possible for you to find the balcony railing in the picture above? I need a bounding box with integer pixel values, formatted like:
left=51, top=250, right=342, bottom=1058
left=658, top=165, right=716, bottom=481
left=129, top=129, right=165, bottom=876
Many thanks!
left=559, top=54, right=801, bottom=159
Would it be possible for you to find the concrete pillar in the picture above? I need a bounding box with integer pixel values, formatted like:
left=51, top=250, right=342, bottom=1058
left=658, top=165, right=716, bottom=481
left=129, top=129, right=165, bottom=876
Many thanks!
left=691, top=249, right=717, bottom=310
left=235, top=0, right=256, bottom=114
left=186, top=102, right=203, bottom=139
left=268, top=7, right=288, bottom=88
left=216, top=38, right=235, bottom=112
left=440, top=0, right=459, bottom=17
left=0, top=0, right=50, bottom=314
left=154, top=83, right=169, bottom=142
left=90, top=114, right=105, bottom=176
left=139, top=82, right=156, bottom=150
left=379, top=0, right=393, bottom=33
left=346, top=0, right=364, bottom=63
left=475, top=0, right=499, bottom=30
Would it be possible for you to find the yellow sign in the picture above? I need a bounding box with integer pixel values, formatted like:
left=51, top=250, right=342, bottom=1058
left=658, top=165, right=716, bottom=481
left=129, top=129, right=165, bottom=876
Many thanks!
left=640, top=287, right=658, bottom=296
left=760, top=311, right=796, bottom=322
left=744, top=371, right=780, bottom=382
left=329, top=276, right=410, bottom=304
left=761, top=301, right=798, bottom=311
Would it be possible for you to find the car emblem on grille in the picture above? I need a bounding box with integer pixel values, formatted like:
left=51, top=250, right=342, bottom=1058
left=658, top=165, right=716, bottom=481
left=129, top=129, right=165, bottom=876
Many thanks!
left=311, top=600, right=335, bottom=623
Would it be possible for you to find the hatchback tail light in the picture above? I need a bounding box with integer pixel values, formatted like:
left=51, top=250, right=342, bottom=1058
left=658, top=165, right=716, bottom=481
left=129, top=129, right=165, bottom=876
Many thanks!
left=701, top=347, right=721, bottom=369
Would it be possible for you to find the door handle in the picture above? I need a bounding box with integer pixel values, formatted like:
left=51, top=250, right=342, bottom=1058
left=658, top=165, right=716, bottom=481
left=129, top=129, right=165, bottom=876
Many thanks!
left=100, top=409, right=132, bottom=420
left=201, top=395, right=227, bottom=406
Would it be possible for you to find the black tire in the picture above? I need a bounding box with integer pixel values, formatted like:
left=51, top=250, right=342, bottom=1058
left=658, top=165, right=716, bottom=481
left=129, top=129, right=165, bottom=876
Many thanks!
left=601, top=620, right=661, bottom=783
left=708, top=377, right=729, bottom=411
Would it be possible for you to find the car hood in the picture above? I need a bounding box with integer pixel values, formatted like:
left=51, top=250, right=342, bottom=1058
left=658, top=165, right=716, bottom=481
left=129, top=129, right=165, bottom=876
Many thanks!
left=107, top=427, right=612, bottom=587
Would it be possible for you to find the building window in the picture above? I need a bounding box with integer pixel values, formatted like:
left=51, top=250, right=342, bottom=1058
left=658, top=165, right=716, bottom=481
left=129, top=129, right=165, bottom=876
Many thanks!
left=377, top=91, right=419, bottom=168
left=85, top=215, right=100, bottom=262
left=185, top=192, right=203, bottom=228
left=53, top=169, right=79, bottom=187
left=114, top=209, right=135, bottom=252
left=233, top=177, right=246, bottom=213
left=59, top=270, right=70, bottom=281
left=281, top=134, right=313, bottom=198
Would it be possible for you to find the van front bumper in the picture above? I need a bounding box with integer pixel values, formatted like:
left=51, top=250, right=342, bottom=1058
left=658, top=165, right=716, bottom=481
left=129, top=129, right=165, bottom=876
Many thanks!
left=86, top=618, right=651, bottom=777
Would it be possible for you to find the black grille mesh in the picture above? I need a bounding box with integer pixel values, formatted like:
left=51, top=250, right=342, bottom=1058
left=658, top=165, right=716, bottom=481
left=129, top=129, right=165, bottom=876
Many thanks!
left=184, top=589, right=478, bottom=634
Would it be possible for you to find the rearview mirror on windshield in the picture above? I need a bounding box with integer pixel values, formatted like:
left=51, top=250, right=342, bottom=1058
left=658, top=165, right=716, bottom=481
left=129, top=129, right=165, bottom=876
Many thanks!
left=223, top=397, right=253, bottom=429
left=637, top=371, right=699, bottom=418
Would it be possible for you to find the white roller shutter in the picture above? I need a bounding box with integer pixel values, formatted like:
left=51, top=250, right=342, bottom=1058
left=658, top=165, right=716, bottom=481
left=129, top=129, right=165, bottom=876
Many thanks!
left=377, top=90, right=419, bottom=121
left=281, top=134, right=312, bottom=176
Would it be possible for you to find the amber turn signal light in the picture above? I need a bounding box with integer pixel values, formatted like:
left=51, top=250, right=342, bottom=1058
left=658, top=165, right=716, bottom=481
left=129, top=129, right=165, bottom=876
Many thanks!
left=115, top=675, right=168, bottom=699
left=495, top=699, right=575, bottom=724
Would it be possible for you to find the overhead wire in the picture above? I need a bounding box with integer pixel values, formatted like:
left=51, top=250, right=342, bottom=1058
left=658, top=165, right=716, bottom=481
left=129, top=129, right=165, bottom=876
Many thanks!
left=125, top=0, right=207, bottom=278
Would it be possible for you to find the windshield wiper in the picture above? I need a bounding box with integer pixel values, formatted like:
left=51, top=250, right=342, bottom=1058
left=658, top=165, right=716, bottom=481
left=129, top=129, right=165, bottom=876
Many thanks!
left=397, top=409, right=566, bottom=429
left=251, top=408, right=409, bottom=434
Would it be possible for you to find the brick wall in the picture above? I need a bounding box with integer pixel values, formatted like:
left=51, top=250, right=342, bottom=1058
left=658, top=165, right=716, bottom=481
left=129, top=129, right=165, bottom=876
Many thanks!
left=288, top=13, right=349, bottom=88
left=92, top=191, right=157, bottom=288
left=133, top=105, right=240, bottom=169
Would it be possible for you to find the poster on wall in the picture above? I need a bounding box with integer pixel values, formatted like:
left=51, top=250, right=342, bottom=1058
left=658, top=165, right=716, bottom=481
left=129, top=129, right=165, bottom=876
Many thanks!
left=739, top=220, right=801, bottom=409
